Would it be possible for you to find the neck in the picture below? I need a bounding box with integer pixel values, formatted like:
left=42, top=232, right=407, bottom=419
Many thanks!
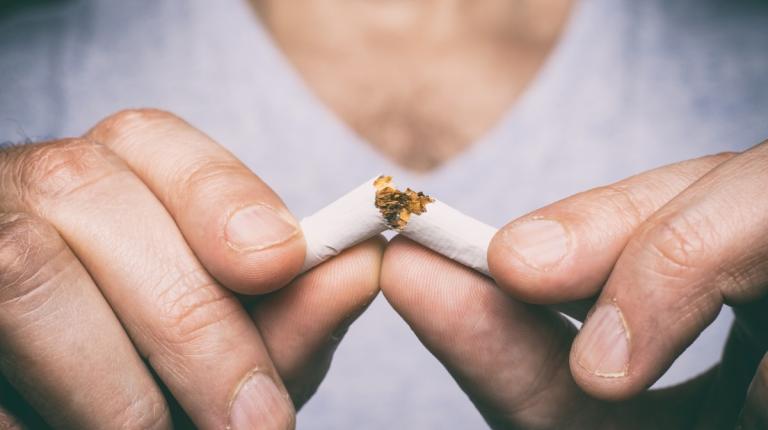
left=252, top=0, right=570, bottom=48
left=249, top=0, right=574, bottom=172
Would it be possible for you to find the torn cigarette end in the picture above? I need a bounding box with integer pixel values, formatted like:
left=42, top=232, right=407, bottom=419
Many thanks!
left=374, top=175, right=434, bottom=230
left=299, top=175, right=496, bottom=276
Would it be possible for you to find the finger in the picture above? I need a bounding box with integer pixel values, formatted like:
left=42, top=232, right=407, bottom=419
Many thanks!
left=488, top=152, right=735, bottom=304
left=2, top=139, right=294, bottom=429
left=0, top=212, right=169, bottom=429
left=87, top=109, right=304, bottom=294
left=571, top=141, right=768, bottom=399
left=737, top=353, right=768, bottom=429
left=252, top=236, right=385, bottom=408
left=381, top=236, right=606, bottom=429
left=382, top=237, right=730, bottom=429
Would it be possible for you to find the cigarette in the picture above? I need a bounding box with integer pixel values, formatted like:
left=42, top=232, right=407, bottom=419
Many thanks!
left=299, top=176, right=497, bottom=275
left=299, top=177, right=389, bottom=272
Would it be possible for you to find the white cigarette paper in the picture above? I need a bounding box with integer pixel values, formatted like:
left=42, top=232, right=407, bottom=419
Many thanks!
left=298, top=175, right=498, bottom=275
left=401, top=200, right=496, bottom=275
left=299, top=177, right=387, bottom=272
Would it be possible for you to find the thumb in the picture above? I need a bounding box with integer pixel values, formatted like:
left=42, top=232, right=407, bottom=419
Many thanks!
left=87, top=109, right=305, bottom=294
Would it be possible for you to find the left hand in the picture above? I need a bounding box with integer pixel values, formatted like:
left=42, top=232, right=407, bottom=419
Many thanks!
left=0, top=109, right=384, bottom=429
left=381, top=141, right=768, bottom=429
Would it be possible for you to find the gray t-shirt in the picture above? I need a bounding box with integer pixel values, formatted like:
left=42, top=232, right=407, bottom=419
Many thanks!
left=2, top=0, right=768, bottom=428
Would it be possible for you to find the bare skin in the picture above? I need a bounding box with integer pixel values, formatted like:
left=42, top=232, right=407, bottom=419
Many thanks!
left=251, top=0, right=573, bottom=171
left=382, top=144, right=768, bottom=429
left=0, top=110, right=385, bottom=430
left=3, top=1, right=767, bottom=429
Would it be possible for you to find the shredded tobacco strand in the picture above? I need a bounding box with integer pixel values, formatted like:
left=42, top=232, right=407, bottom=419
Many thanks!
left=373, top=175, right=434, bottom=230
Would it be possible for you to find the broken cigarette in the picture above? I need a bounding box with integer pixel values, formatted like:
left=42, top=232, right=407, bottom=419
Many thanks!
left=299, top=176, right=497, bottom=275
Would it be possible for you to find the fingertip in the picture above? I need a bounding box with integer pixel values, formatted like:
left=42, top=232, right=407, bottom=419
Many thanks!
left=382, top=234, right=411, bottom=266
left=359, top=234, right=387, bottom=291
left=351, top=234, right=387, bottom=277
left=381, top=235, right=434, bottom=295
left=307, top=234, right=386, bottom=303
left=88, top=108, right=310, bottom=295
left=488, top=218, right=588, bottom=304
left=256, top=234, right=386, bottom=330
left=569, top=355, right=650, bottom=401
left=218, top=235, right=305, bottom=295
left=224, top=204, right=301, bottom=254
left=569, top=358, right=639, bottom=401
left=569, top=306, right=639, bottom=401
left=381, top=235, right=492, bottom=323
left=569, top=301, right=650, bottom=401
left=196, top=199, right=307, bottom=294
left=211, top=224, right=306, bottom=295
left=369, top=233, right=389, bottom=255
left=252, top=236, right=386, bottom=403
left=381, top=235, right=426, bottom=304
left=194, top=192, right=310, bottom=295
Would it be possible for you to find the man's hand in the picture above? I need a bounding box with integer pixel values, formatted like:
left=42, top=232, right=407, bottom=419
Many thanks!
left=0, top=109, right=383, bottom=429
left=381, top=142, right=768, bottom=429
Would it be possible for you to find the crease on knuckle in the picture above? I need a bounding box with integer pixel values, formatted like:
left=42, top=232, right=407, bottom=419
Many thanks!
left=0, top=213, right=70, bottom=311
left=167, top=158, right=244, bottom=209
left=642, top=213, right=712, bottom=278
left=592, top=184, right=649, bottom=230
left=154, top=268, right=242, bottom=347
left=15, top=138, right=120, bottom=203
left=716, top=262, right=762, bottom=302
left=90, top=108, right=182, bottom=148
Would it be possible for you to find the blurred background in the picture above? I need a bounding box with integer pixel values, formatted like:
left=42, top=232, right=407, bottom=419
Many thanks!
left=2, top=0, right=768, bottom=428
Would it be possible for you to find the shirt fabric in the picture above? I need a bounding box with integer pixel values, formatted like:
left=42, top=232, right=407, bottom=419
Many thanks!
left=2, top=0, right=768, bottom=428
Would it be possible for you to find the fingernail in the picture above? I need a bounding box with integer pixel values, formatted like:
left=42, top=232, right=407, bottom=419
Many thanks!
left=229, top=371, right=295, bottom=430
left=576, top=304, right=630, bottom=378
left=226, top=204, right=298, bottom=251
left=501, top=219, right=569, bottom=270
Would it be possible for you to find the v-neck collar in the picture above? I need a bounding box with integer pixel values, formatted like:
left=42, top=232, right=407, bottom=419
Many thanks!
left=243, top=0, right=594, bottom=204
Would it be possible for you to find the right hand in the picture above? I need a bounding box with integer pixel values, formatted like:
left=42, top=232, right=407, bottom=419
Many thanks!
left=381, top=150, right=767, bottom=429
left=0, top=109, right=384, bottom=429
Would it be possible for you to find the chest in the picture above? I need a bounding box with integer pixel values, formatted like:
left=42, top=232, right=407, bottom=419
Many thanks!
left=256, top=0, right=571, bottom=171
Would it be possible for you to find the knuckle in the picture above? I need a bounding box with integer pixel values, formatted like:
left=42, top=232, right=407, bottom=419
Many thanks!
left=0, top=213, right=66, bottom=305
left=716, top=265, right=761, bottom=301
left=15, top=138, right=119, bottom=201
left=90, top=108, right=182, bottom=145
left=641, top=213, right=713, bottom=275
left=154, top=269, right=242, bottom=346
left=592, top=184, right=648, bottom=228
left=172, top=158, right=244, bottom=204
